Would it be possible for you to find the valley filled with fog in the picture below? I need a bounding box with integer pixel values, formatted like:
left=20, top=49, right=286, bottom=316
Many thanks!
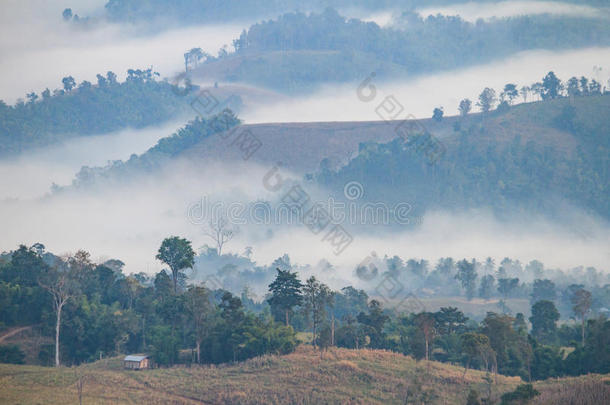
left=1, top=0, right=609, bottom=281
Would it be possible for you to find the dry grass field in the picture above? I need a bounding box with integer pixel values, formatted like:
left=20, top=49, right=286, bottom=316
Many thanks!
left=1, top=345, right=608, bottom=404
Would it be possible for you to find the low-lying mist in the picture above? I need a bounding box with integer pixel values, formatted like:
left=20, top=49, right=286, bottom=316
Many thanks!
left=240, top=47, right=610, bottom=123
left=1, top=156, right=607, bottom=291
left=0, top=119, right=187, bottom=199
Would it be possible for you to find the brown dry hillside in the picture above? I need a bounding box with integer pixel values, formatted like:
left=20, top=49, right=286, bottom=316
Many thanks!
left=181, top=95, right=609, bottom=173
left=0, top=345, right=608, bottom=405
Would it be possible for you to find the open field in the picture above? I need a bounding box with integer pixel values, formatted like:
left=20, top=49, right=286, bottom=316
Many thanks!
left=182, top=94, right=610, bottom=172
left=0, top=346, right=608, bottom=404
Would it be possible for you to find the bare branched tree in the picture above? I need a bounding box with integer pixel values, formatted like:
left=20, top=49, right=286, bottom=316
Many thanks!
left=39, top=265, right=79, bottom=367
left=204, top=216, right=236, bottom=256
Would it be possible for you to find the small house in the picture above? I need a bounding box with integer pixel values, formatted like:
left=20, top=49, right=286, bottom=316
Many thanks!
left=123, top=355, right=150, bottom=370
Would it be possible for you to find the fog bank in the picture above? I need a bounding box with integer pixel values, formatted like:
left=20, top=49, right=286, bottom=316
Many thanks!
left=0, top=120, right=186, bottom=199
left=0, top=158, right=607, bottom=279
left=418, top=1, right=603, bottom=22
left=241, top=47, right=610, bottom=123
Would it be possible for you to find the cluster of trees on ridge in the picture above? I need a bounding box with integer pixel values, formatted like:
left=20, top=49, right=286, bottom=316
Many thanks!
left=67, top=109, right=241, bottom=190
left=318, top=71, right=610, bottom=221
left=69, top=0, right=610, bottom=27
left=0, top=68, right=194, bottom=156
left=0, top=240, right=607, bottom=384
left=189, top=8, right=610, bottom=90
left=441, top=71, right=608, bottom=119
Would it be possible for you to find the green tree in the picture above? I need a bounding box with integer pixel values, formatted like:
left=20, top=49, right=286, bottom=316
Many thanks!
left=529, top=300, right=559, bottom=344
left=461, top=332, right=494, bottom=375
left=479, top=274, right=495, bottom=300
left=500, top=384, right=539, bottom=405
left=357, top=299, right=389, bottom=348
left=434, top=307, right=467, bottom=335
left=497, top=278, right=519, bottom=301
left=267, top=268, right=303, bottom=326
left=302, top=276, right=334, bottom=349
left=62, top=8, right=73, bottom=21
left=542, top=71, right=562, bottom=100
left=459, top=99, right=472, bottom=116
left=0, top=345, right=26, bottom=364
left=184, top=285, right=212, bottom=363
left=414, top=312, right=436, bottom=361
left=477, top=88, right=497, bottom=113
left=519, top=86, right=529, bottom=102
left=530, top=279, right=556, bottom=304
left=155, top=236, right=195, bottom=294
left=566, top=76, right=580, bottom=97
left=571, top=288, right=592, bottom=346
left=432, top=107, right=444, bottom=122
left=455, top=259, right=477, bottom=300
left=62, top=76, right=76, bottom=92
left=502, top=83, right=518, bottom=104
left=149, top=325, right=180, bottom=366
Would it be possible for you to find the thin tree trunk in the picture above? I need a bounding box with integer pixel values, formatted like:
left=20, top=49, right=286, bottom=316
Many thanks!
left=581, top=317, right=585, bottom=346
left=425, top=338, right=429, bottom=361
left=55, top=303, right=62, bottom=367
left=331, top=315, right=335, bottom=346
left=285, top=310, right=289, bottom=327
left=173, top=270, right=178, bottom=294
left=196, top=341, right=201, bottom=364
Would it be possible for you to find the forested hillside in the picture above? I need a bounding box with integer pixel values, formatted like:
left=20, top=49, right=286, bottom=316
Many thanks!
left=317, top=93, right=610, bottom=220
left=192, top=8, right=610, bottom=90
left=96, top=0, right=610, bottom=25
left=66, top=82, right=610, bottom=221
left=0, top=69, right=193, bottom=156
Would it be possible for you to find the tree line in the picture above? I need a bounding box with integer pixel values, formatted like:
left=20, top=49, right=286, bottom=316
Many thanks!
left=193, top=8, right=610, bottom=90
left=0, top=68, right=191, bottom=156
left=0, top=241, right=607, bottom=382
left=449, top=71, right=608, bottom=118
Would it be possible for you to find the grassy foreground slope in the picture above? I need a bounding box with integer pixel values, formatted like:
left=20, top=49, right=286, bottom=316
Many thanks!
left=1, top=346, right=608, bottom=404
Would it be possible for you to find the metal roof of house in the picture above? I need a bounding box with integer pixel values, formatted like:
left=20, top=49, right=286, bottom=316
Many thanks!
left=124, top=355, right=148, bottom=362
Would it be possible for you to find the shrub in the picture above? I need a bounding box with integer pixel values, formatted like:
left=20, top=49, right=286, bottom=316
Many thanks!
left=0, top=344, right=26, bottom=364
